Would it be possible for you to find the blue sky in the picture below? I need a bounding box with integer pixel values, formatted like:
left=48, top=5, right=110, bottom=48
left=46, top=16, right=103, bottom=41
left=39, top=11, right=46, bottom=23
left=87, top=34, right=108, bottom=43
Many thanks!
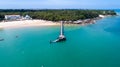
left=0, top=0, right=119, bottom=9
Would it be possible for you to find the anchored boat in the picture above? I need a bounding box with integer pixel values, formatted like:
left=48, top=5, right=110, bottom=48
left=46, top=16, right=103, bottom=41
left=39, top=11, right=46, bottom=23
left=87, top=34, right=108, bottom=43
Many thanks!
left=0, top=38, right=4, bottom=41
left=50, top=21, right=66, bottom=43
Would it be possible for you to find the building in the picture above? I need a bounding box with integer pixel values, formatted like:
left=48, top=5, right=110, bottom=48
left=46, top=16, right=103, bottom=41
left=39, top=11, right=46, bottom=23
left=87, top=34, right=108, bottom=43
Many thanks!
left=5, top=15, right=32, bottom=21
left=99, top=15, right=105, bottom=18
left=73, top=20, right=83, bottom=24
left=5, top=15, right=22, bottom=21
left=24, top=15, right=32, bottom=20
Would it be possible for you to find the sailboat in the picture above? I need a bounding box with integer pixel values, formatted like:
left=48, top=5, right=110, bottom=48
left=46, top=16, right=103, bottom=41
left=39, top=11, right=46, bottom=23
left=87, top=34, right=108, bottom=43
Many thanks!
left=50, top=21, right=66, bottom=43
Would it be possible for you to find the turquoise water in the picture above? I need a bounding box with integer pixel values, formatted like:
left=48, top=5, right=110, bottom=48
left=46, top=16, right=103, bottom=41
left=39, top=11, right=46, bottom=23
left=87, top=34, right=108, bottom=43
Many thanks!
left=0, top=11, right=120, bottom=67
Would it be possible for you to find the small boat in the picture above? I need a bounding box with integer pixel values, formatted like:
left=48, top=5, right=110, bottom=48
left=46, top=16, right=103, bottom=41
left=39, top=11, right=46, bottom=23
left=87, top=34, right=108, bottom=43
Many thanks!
left=50, top=21, right=66, bottom=43
left=50, top=38, right=66, bottom=43
left=52, top=35, right=66, bottom=43
left=0, top=38, right=4, bottom=41
left=16, top=35, right=18, bottom=38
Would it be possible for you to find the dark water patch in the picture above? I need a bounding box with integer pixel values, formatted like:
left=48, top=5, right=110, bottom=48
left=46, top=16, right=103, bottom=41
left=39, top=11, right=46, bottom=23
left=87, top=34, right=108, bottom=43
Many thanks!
left=103, top=16, right=120, bottom=35
left=104, top=27, right=120, bottom=35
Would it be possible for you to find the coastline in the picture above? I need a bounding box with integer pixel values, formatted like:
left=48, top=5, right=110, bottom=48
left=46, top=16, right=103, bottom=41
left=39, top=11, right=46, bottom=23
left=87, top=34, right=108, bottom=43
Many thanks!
left=0, top=19, right=91, bottom=29
left=0, top=9, right=117, bottom=29
left=0, top=15, right=112, bottom=29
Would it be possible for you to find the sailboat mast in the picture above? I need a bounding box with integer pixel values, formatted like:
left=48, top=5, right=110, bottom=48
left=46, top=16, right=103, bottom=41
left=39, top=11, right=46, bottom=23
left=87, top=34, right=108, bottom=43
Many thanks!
left=60, top=21, right=64, bottom=35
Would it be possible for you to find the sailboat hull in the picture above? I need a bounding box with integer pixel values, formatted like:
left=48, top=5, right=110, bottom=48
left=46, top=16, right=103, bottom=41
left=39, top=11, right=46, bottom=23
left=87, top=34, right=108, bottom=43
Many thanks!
left=56, top=37, right=66, bottom=42
left=51, top=37, right=66, bottom=43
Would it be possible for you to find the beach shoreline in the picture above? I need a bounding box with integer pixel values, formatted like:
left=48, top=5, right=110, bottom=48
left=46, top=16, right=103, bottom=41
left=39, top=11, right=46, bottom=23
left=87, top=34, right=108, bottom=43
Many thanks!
left=0, top=20, right=60, bottom=28
left=0, top=20, right=89, bottom=29
left=0, top=16, right=107, bottom=29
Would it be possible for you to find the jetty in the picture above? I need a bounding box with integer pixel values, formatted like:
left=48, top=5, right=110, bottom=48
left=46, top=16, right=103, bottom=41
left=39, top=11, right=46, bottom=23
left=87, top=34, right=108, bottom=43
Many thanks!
left=51, top=21, right=66, bottom=43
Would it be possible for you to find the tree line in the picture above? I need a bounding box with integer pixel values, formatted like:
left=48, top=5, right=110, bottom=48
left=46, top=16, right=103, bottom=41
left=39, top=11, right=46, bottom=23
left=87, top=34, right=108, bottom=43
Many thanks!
left=0, top=9, right=116, bottom=21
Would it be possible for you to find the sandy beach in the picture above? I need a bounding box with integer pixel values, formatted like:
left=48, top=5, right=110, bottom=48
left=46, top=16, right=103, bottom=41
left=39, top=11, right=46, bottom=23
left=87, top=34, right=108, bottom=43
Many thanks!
left=0, top=20, right=60, bottom=28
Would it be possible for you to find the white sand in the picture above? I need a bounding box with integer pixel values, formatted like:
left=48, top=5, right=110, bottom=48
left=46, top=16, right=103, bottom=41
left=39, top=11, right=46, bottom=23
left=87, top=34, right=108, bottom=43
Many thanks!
left=0, top=20, right=59, bottom=28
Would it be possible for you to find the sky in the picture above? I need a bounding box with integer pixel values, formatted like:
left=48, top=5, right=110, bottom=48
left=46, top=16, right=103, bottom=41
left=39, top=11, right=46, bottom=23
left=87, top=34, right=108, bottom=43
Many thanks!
left=0, top=0, right=119, bottom=9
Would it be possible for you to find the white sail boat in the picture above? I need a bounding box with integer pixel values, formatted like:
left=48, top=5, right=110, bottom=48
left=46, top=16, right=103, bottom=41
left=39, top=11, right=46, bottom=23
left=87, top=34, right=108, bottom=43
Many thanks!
left=50, top=21, right=66, bottom=43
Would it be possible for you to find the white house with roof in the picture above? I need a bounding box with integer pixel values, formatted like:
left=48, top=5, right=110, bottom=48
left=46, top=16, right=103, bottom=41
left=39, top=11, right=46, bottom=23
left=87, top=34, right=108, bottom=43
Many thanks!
left=99, top=15, right=105, bottom=18
left=5, top=15, right=22, bottom=21
left=24, top=15, right=32, bottom=20
left=5, top=15, right=32, bottom=21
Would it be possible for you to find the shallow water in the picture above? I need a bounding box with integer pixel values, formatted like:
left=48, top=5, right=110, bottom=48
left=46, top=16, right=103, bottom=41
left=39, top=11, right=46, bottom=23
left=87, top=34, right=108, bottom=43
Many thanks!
left=0, top=11, right=120, bottom=67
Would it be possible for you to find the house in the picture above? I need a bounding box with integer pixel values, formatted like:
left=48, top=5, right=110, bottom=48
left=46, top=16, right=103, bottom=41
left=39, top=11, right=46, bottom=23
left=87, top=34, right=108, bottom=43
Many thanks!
left=73, top=20, right=83, bottom=24
left=5, top=15, right=32, bottom=21
left=24, top=15, right=32, bottom=20
left=99, top=15, right=105, bottom=18
left=5, top=15, right=22, bottom=21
